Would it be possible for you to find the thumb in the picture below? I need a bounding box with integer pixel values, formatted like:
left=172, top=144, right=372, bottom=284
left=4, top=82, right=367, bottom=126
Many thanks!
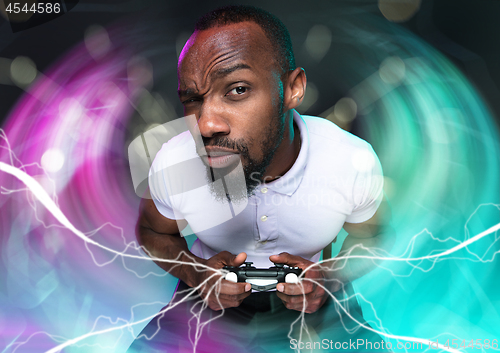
left=230, top=252, right=247, bottom=266
left=269, top=252, right=299, bottom=266
left=218, top=251, right=247, bottom=267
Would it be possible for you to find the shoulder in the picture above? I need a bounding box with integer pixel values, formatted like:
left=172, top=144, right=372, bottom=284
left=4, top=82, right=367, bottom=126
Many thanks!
left=302, top=115, right=373, bottom=152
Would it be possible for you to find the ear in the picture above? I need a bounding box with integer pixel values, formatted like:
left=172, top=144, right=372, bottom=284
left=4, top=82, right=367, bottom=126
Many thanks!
left=283, top=67, right=307, bottom=111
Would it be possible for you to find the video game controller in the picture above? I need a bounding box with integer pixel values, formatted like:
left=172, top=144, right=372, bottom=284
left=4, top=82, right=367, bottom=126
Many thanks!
left=223, top=262, right=303, bottom=292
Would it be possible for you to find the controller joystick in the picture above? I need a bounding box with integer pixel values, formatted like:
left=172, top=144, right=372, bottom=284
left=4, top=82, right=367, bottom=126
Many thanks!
left=225, top=272, right=238, bottom=283
left=285, top=273, right=299, bottom=284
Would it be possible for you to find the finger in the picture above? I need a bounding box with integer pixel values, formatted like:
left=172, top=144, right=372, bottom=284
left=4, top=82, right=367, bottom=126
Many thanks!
left=216, top=251, right=247, bottom=267
left=200, top=282, right=251, bottom=302
left=289, top=302, right=320, bottom=314
left=276, top=291, right=306, bottom=305
left=269, top=252, right=303, bottom=267
left=214, top=251, right=238, bottom=267
left=218, top=289, right=252, bottom=302
left=276, top=290, right=289, bottom=303
left=276, top=282, right=314, bottom=295
left=220, top=280, right=252, bottom=295
left=204, top=285, right=252, bottom=310
left=231, top=252, right=247, bottom=267
left=276, top=292, right=324, bottom=313
left=278, top=290, right=325, bottom=304
left=276, top=292, right=309, bottom=311
left=207, top=293, right=250, bottom=311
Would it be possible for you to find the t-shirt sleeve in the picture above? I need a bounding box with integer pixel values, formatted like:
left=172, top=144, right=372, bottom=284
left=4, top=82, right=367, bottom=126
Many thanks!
left=148, top=148, right=181, bottom=220
left=345, top=145, right=384, bottom=223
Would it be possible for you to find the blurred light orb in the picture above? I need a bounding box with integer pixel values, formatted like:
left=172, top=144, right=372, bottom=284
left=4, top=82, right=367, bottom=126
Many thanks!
left=10, top=56, right=37, bottom=87
left=41, top=149, right=65, bottom=173
left=127, top=56, right=153, bottom=93
left=352, top=149, right=375, bottom=172
left=84, top=25, right=111, bottom=59
left=378, top=0, right=421, bottom=23
left=334, top=97, right=358, bottom=123
left=379, top=56, right=406, bottom=85
left=305, top=25, right=332, bottom=61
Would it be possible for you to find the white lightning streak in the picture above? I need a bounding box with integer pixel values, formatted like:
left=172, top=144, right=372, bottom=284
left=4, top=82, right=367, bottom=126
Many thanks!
left=2, top=159, right=499, bottom=353
left=3, top=159, right=498, bottom=268
left=294, top=279, right=463, bottom=353
left=314, top=222, right=500, bottom=265
left=0, top=161, right=213, bottom=271
left=40, top=273, right=223, bottom=353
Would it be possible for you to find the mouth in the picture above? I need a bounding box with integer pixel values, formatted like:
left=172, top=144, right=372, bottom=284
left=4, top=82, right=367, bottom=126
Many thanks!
left=200, top=148, right=240, bottom=168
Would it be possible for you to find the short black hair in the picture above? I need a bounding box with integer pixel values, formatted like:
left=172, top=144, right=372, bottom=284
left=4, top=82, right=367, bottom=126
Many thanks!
left=194, top=5, right=296, bottom=74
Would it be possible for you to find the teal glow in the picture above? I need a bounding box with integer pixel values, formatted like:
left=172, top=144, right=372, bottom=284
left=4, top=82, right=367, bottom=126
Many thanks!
left=328, top=13, right=500, bottom=350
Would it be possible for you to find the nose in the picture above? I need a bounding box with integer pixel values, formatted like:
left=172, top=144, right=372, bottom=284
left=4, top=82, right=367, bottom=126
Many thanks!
left=197, top=98, right=230, bottom=138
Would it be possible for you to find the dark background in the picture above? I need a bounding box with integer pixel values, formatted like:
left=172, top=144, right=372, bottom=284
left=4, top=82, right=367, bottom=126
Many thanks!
left=1, top=0, right=499, bottom=130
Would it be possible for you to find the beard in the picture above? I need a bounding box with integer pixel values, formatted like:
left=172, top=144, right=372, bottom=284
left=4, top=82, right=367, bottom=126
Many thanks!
left=199, top=105, right=285, bottom=204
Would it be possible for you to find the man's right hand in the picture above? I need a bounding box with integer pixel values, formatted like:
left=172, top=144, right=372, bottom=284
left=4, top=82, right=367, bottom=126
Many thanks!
left=136, top=198, right=250, bottom=311
left=194, top=251, right=251, bottom=311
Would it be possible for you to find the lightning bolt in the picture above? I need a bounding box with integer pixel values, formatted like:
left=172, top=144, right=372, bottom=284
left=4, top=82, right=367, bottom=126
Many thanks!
left=1, top=149, right=499, bottom=353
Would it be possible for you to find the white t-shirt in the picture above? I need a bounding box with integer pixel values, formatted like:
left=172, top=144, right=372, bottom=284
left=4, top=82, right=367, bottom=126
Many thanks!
left=148, top=111, right=384, bottom=268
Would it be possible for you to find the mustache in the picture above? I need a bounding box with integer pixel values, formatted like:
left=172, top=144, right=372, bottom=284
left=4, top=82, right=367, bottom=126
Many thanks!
left=201, top=136, right=250, bottom=156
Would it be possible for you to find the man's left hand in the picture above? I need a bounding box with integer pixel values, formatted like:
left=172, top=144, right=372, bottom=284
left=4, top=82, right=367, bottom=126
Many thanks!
left=269, top=252, right=341, bottom=314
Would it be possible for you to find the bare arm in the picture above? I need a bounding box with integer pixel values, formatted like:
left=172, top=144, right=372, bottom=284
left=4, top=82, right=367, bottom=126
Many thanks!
left=271, top=197, right=395, bottom=313
left=333, top=197, right=396, bottom=284
left=136, top=196, right=251, bottom=310
left=136, top=197, right=202, bottom=287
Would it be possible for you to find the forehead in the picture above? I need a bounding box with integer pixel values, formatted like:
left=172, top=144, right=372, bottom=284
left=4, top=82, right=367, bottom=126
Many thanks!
left=177, top=22, right=276, bottom=85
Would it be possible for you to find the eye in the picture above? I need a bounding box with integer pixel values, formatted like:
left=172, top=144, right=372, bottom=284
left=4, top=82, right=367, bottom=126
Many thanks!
left=181, top=97, right=200, bottom=105
left=226, top=86, right=248, bottom=96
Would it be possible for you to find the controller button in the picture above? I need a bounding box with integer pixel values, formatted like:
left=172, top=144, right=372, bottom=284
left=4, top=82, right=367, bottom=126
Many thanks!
left=225, top=272, right=238, bottom=283
left=285, top=273, right=299, bottom=284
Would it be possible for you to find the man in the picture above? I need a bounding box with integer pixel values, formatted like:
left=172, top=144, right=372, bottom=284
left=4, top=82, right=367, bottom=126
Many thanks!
left=128, top=5, right=394, bottom=352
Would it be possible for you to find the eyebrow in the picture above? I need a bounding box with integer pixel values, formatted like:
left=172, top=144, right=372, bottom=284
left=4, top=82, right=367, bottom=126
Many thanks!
left=178, top=63, right=252, bottom=97
left=212, top=63, right=251, bottom=78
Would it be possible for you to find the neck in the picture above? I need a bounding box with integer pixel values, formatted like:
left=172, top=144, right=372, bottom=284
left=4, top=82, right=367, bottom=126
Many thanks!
left=263, top=111, right=301, bottom=182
